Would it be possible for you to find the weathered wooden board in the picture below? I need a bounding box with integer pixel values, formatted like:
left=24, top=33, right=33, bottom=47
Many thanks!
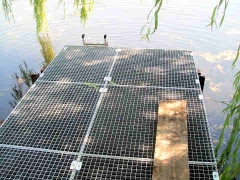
left=152, top=100, right=189, bottom=180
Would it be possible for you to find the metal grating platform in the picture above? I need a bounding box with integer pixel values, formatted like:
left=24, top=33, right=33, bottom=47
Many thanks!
left=83, top=86, right=214, bottom=162
left=111, top=49, right=199, bottom=88
left=0, top=81, right=101, bottom=152
left=0, top=46, right=218, bottom=179
left=74, top=156, right=216, bottom=180
left=0, top=147, right=76, bottom=179
left=189, top=164, right=217, bottom=180
left=75, top=156, right=153, bottom=180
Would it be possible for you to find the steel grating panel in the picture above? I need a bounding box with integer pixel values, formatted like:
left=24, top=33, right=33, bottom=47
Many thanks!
left=111, top=49, right=199, bottom=88
left=74, top=157, right=217, bottom=180
left=39, top=46, right=117, bottom=84
left=189, top=164, right=217, bottom=180
left=0, top=147, right=76, bottom=179
left=0, top=46, right=217, bottom=179
left=83, top=86, right=214, bottom=162
left=75, top=156, right=153, bottom=180
left=0, top=81, right=100, bottom=152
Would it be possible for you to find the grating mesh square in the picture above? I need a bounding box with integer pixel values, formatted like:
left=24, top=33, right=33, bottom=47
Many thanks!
left=39, top=46, right=116, bottom=84
left=111, top=49, right=199, bottom=88
left=75, top=156, right=153, bottom=180
left=84, top=86, right=214, bottom=162
left=189, top=164, right=217, bottom=180
left=0, top=81, right=100, bottom=152
left=0, top=147, right=76, bottom=179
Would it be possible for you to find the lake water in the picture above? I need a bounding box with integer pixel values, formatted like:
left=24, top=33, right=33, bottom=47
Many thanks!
left=0, top=0, right=239, bottom=146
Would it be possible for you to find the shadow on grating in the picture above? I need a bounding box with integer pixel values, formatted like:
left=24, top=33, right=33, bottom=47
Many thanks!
left=189, top=164, right=217, bottom=180
left=111, top=49, right=199, bottom=88
left=75, top=156, right=153, bottom=180
left=39, top=46, right=116, bottom=84
left=75, top=157, right=217, bottom=180
left=0, top=147, right=76, bottom=180
left=84, top=86, right=214, bottom=162
left=0, top=81, right=100, bottom=152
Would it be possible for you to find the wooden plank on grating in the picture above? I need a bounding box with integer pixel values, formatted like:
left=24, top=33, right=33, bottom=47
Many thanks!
left=152, top=100, right=189, bottom=180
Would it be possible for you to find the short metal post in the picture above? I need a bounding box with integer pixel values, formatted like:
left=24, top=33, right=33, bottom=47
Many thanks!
left=104, top=34, right=108, bottom=46
left=82, top=34, right=86, bottom=46
left=81, top=34, right=108, bottom=46
left=197, top=69, right=205, bottom=92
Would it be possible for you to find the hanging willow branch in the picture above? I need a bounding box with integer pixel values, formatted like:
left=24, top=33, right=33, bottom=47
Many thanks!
left=208, top=0, right=230, bottom=29
left=215, top=45, right=240, bottom=180
left=141, top=0, right=164, bottom=40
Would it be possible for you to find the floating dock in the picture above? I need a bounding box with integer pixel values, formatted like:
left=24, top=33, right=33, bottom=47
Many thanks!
left=0, top=46, right=218, bottom=179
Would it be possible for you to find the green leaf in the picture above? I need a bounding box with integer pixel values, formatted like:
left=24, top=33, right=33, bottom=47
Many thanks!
left=232, top=45, right=240, bottom=69
left=84, top=82, right=99, bottom=91
left=210, top=5, right=218, bottom=29
left=219, top=13, right=225, bottom=26
left=218, top=0, right=224, bottom=7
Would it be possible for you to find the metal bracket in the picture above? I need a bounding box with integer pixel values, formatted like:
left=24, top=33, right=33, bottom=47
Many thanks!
left=212, top=172, right=220, bottom=180
left=195, top=79, right=200, bottom=84
left=39, top=73, right=44, bottom=78
left=116, top=49, right=122, bottom=52
left=82, top=34, right=108, bottom=46
left=99, top=88, right=108, bottom=93
left=31, top=84, right=36, bottom=89
left=70, top=161, right=82, bottom=171
left=63, top=47, right=68, bottom=50
left=199, top=94, right=203, bottom=100
left=104, top=77, right=112, bottom=81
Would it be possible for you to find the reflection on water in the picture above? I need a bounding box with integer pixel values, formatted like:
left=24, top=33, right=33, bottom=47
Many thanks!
left=32, top=0, right=55, bottom=66
left=74, top=0, right=94, bottom=24
left=194, top=50, right=237, bottom=62
left=2, top=0, right=96, bottom=120
left=38, top=33, right=55, bottom=66
left=9, top=61, right=35, bottom=108
left=2, top=0, right=15, bottom=22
